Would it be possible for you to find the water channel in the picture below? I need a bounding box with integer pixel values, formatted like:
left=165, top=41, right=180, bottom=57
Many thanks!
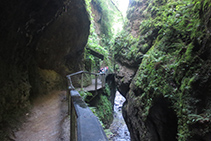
left=108, top=91, right=130, bottom=141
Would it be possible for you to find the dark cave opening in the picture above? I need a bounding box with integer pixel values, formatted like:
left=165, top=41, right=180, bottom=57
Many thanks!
left=146, top=96, right=178, bottom=141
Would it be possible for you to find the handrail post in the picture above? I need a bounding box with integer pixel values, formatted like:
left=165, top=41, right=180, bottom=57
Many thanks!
left=102, top=74, right=105, bottom=88
left=71, top=95, right=77, bottom=141
left=67, top=76, right=75, bottom=90
left=66, top=76, right=74, bottom=115
left=95, top=74, right=97, bottom=95
left=81, top=73, right=83, bottom=89
left=101, top=74, right=103, bottom=88
left=68, top=90, right=71, bottom=116
left=70, top=91, right=73, bottom=140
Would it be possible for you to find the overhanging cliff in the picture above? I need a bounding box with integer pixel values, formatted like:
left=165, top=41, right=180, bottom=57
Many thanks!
left=0, top=0, right=90, bottom=139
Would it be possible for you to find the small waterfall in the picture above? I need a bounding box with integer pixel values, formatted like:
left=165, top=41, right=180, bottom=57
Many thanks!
left=109, top=91, right=130, bottom=141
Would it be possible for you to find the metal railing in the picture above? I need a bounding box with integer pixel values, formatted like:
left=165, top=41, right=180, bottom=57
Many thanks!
left=66, top=71, right=108, bottom=141
left=66, top=71, right=106, bottom=91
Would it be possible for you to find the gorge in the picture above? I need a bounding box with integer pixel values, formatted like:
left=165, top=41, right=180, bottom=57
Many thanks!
left=0, top=0, right=211, bottom=141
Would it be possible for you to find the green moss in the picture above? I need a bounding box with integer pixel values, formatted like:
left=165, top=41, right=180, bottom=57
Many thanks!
left=96, top=95, right=113, bottom=128
left=112, top=0, right=211, bottom=140
left=85, top=0, right=122, bottom=72
left=104, top=84, right=111, bottom=96
left=114, top=31, right=146, bottom=63
left=133, top=24, right=208, bottom=139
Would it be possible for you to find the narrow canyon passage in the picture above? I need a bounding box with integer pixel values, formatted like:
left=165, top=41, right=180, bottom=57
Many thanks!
left=12, top=91, right=70, bottom=141
left=109, top=91, right=130, bottom=141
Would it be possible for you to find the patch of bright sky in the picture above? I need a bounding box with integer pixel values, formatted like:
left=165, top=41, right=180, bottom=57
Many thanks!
left=112, top=0, right=129, bottom=35
left=118, top=0, right=129, bottom=17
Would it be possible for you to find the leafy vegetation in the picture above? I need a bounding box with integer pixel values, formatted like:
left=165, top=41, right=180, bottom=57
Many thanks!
left=85, top=83, right=113, bottom=128
left=140, top=0, right=211, bottom=41
left=114, top=0, right=211, bottom=140
left=78, top=89, right=93, bottom=100
left=85, top=0, right=123, bottom=72
left=84, top=0, right=211, bottom=140
left=104, top=84, right=111, bottom=96
left=114, top=31, right=145, bottom=64
left=95, top=94, right=113, bottom=128
left=133, top=33, right=205, bottom=139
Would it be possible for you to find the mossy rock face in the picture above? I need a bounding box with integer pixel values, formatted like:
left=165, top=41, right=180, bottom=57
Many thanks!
left=115, top=0, right=211, bottom=140
left=113, top=0, right=159, bottom=97
left=96, top=94, right=113, bottom=128
left=126, top=32, right=211, bottom=140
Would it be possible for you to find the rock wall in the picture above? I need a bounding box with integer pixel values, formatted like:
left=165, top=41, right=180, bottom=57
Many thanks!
left=114, top=0, right=157, bottom=96
left=0, top=0, right=90, bottom=139
left=90, top=0, right=115, bottom=39
left=115, top=0, right=211, bottom=140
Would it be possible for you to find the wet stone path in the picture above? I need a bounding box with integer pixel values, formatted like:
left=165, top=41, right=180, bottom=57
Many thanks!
left=12, top=91, right=70, bottom=141
left=109, top=91, right=130, bottom=141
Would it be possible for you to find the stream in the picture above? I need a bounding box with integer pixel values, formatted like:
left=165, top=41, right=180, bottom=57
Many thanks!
left=108, top=91, right=130, bottom=141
